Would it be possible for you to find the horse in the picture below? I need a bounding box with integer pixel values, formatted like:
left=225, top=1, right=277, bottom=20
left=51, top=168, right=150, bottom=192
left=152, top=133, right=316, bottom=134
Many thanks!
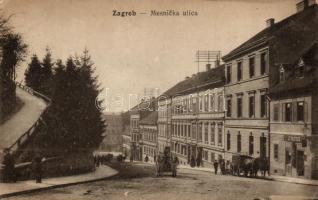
left=252, top=157, right=269, bottom=177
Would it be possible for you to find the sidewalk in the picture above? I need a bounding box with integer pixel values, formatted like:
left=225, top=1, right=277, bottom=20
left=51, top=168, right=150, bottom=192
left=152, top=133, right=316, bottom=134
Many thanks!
left=0, top=165, right=118, bottom=198
left=138, top=161, right=318, bottom=186
left=270, top=175, right=318, bottom=186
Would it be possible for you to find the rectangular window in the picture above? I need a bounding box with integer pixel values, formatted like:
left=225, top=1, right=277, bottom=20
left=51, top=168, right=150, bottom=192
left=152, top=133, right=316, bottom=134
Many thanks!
left=237, top=97, right=242, bottom=118
left=237, top=61, right=242, bottom=81
left=274, top=104, right=279, bottom=121
left=227, top=131, right=231, bottom=151
left=198, top=123, right=202, bottom=142
left=204, top=95, right=209, bottom=112
left=297, top=102, right=304, bottom=121
left=188, top=125, right=191, bottom=138
left=274, top=144, right=279, bottom=159
left=249, top=96, right=255, bottom=118
left=261, top=94, right=267, bottom=118
left=210, top=123, right=215, bottom=145
left=261, top=52, right=267, bottom=75
left=249, top=57, right=255, bottom=78
left=227, top=98, right=232, bottom=117
left=204, top=123, right=209, bottom=144
left=192, top=97, right=197, bottom=113
left=199, top=96, right=203, bottom=112
left=218, top=123, right=223, bottom=146
left=210, top=94, right=215, bottom=112
left=192, top=123, right=197, bottom=140
left=249, top=135, right=254, bottom=155
left=285, top=103, right=292, bottom=122
left=237, top=133, right=241, bottom=153
left=226, top=65, right=232, bottom=84
left=181, top=124, right=184, bottom=137
left=218, top=95, right=224, bottom=112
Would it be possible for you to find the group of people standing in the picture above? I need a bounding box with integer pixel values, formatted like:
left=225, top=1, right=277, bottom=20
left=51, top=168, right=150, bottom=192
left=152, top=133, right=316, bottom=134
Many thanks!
left=213, top=159, right=231, bottom=175
left=1, top=148, right=42, bottom=183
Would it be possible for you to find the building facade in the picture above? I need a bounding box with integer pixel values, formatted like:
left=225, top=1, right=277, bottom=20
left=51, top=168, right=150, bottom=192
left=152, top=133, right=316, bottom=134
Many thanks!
left=130, top=111, right=142, bottom=161
left=157, top=97, right=171, bottom=155
left=269, top=47, right=318, bottom=179
left=129, top=98, right=157, bottom=161
left=99, top=113, right=124, bottom=152
left=140, top=111, right=158, bottom=163
left=222, top=0, right=318, bottom=179
left=223, top=46, right=270, bottom=161
left=171, top=84, right=225, bottom=167
left=157, top=65, right=226, bottom=167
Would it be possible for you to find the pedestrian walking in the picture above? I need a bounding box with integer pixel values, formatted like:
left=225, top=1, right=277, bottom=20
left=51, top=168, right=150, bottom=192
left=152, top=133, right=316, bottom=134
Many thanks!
left=190, top=156, right=196, bottom=167
left=32, top=155, right=42, bottom=183
left=171, top=156, right=179, bottom=177
left=213, top=160, right=219, bottom=175
left=220, top=159, right=226, bottom=175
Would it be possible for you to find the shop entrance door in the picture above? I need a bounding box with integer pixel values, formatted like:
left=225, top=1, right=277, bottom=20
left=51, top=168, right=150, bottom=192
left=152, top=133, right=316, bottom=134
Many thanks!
left=296, top=150, right=304, bottom=176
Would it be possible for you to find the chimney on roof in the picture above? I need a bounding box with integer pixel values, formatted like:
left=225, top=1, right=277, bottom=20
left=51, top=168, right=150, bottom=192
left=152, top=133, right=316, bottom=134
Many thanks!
left=206, top=63, right=211, bottom=71
left=296, top=0, right=316, bottom=12
left=266, top=18, right=275, bottom=28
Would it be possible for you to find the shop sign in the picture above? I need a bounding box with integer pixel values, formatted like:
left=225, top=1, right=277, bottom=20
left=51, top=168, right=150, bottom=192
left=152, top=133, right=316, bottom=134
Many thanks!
left=284, top=135, right=305, bottom=143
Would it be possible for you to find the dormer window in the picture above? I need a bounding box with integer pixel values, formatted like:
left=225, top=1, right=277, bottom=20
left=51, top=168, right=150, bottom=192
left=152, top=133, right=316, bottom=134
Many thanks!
left=295, top=58, right=305, bottom=78
left=279, top=65, right=285, bottom=82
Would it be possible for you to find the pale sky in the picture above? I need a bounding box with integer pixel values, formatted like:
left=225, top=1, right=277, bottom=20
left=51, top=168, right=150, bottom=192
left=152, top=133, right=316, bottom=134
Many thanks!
left=3, top=0, right=296, bottom=112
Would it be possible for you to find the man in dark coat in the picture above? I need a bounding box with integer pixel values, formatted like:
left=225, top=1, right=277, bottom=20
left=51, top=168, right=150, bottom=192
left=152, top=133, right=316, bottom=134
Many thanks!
left=213, top=160, right=219, bottom=175
left=32, top=156, right=42, bottom=183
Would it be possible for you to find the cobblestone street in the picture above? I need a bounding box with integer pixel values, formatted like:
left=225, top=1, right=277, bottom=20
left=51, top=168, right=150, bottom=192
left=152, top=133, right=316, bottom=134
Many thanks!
left=4, top=162, right=318, bottom=200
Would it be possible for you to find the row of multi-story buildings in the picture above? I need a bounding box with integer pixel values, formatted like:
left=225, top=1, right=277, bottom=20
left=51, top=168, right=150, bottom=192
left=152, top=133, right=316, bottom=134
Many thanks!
left=124, top=0, right=318, bottom=180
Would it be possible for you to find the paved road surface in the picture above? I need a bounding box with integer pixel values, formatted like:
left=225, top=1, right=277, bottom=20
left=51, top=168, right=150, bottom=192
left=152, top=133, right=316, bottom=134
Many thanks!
left=0, top=87, right=46, bottom=149
left=5, top=162, right=318, bottom=200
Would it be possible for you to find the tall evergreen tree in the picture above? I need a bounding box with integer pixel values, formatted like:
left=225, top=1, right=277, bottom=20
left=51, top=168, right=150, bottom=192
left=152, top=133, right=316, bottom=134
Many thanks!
left=24, top=55, right=42, bottom=91
left=40, top=47, right=54, bottom=96
left=77, top=49, right=105, bottom=149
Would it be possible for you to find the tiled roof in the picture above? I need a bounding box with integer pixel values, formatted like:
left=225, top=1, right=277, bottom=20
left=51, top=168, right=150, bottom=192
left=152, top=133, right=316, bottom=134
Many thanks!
left=161, top=65, right=225, bottom=97
left=222, top=4, right=318, bottom=63
left=270, top=44, right=318, bottom=96
left=139, top=111, right=158, bottom=125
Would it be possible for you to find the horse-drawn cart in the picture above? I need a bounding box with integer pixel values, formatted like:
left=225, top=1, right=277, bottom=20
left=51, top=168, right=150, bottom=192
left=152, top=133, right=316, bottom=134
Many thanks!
left=231, top=154, right=269, bottom=177
left=155, top=147, right=178, bottom=177
left=231, top=154, right=254, bottom=177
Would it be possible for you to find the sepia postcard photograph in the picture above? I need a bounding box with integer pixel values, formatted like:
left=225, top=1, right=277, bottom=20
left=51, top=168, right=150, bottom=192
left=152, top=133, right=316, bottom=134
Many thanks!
left=0, top=0, right=318, bottom=199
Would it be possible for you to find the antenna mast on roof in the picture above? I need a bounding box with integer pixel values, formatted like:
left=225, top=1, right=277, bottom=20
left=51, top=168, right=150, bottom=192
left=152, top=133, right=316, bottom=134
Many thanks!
left=195, top=50, right=221, bottom=73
